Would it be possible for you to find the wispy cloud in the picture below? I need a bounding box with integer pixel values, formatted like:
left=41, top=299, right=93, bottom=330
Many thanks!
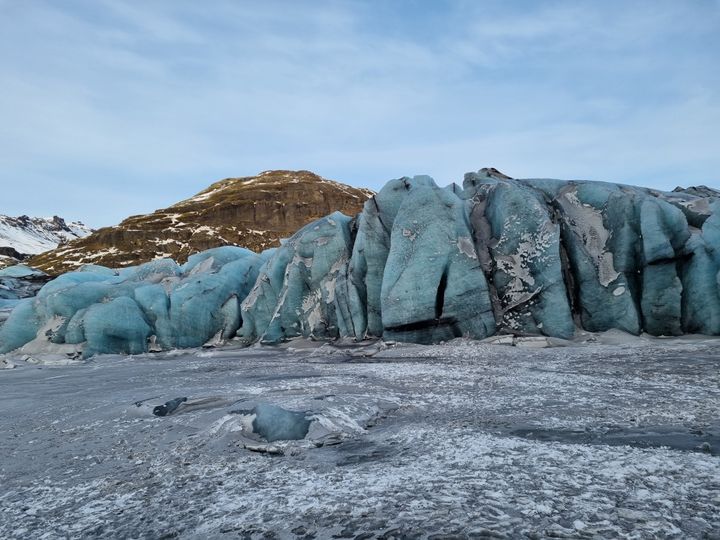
left=0, top=0, right=718, bottom=225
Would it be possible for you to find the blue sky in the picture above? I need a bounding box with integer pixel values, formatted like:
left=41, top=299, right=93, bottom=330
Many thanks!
left=1, top=0, right=719, bottom=227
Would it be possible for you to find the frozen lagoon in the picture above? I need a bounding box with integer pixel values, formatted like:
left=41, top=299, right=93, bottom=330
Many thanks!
left=1, top=336, right=719, bottom=539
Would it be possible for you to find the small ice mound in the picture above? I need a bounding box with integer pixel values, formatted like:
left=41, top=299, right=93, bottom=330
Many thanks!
left=200, top=396, right=399, bottom=454
left=233, top=403, right=311, bottom=443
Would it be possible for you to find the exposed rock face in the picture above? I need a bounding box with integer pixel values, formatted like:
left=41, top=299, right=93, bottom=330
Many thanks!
left=3, top=169, right=720, bottom=357
left=29, top=170, right=374, bottom=275
left=0, top=215, right=91, bottom=269
left=673, top=185, right=720, bottom=198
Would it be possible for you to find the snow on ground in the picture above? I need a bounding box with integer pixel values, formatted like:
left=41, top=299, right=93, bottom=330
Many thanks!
left=0, top=338, right=718, bottom=539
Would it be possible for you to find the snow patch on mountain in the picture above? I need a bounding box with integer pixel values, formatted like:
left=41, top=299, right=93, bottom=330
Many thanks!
left=0, top=215, right=92, bottom=258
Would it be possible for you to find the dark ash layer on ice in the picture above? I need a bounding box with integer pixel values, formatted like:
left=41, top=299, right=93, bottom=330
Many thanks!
left=2, top=169, right=720, bottom=357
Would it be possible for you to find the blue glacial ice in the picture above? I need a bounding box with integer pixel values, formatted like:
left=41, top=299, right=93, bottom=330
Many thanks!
left=1, top=247, right=264, bottom=356
left=231, top=403, right=312, bottom=443
left=2, top=170, right=720, bottom=356
left=376, top=177, right=495, bottom=343
left=238, top=212, right=355, bottom=344
left=464, top=171, right=574, bottom=338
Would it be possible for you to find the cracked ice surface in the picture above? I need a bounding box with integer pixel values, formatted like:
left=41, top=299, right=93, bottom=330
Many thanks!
left=0, top=337, right=718, bottom=538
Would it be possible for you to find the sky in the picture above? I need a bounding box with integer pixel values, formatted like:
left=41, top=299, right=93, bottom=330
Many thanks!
left=1, top=0, right=719, bottom=227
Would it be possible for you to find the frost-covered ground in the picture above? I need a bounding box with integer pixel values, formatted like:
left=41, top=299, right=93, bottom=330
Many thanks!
left=1, top=336, right=719, bottom=539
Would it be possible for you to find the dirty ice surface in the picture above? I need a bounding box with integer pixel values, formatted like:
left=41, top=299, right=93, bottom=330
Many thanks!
left=1, top=336, right=719, bottom=539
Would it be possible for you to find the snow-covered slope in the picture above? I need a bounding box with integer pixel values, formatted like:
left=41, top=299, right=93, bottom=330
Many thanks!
left=0, top=215, right=92, bottom=263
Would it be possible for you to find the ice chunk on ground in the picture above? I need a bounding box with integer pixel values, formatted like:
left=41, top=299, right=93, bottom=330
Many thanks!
left=231, top=403, right=312, bottom=442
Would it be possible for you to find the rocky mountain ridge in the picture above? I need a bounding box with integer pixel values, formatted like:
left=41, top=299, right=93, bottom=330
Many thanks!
left=0, top=215, right=91, bottom=269
left=29, top=170, right=374, bottom=275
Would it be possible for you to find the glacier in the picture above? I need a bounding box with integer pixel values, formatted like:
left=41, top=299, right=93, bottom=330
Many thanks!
left=2, top=169, right=720, bottom=357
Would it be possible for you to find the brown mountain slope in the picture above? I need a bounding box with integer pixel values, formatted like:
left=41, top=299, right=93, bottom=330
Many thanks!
left=30, top=170, right=374, bottom=275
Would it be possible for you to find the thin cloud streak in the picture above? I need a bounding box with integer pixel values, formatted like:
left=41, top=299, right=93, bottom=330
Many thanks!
left=0, top=0, right=718, bottom=225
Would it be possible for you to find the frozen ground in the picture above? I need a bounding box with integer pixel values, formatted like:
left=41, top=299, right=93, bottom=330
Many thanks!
left=1, top=335, right=719, bottom=539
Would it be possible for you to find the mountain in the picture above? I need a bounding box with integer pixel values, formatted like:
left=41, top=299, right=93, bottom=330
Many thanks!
left=0, top=215, right=92, bottom=269
left=29, top=170, right=374, bottom=275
